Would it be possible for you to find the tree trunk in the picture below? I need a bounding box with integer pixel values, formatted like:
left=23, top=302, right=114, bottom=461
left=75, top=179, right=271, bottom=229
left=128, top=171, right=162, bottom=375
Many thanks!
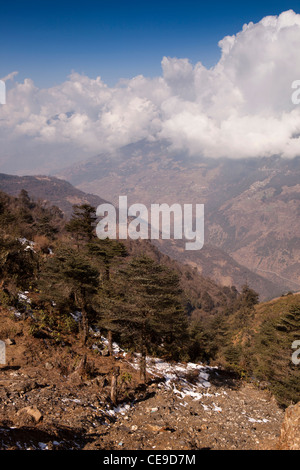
left=110, top=366, right=120, bottom=405
left=81, top=306, right=89, bottom=345
left=140, top=345, right=147, bottom=384
left=107, top=330, right=113, bottom=356
left=77, top=353, right=87, bottom=376
left=105, top=261, right=110, bottom=281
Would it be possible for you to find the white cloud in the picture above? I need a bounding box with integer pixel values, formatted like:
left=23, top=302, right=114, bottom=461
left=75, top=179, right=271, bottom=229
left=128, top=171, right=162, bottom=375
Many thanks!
left=1, top=10, right=300, bottom=172
left=1, top=71, right=18, bottom=82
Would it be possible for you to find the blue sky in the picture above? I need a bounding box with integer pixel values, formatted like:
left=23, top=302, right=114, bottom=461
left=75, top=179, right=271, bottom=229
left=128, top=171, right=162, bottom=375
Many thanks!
left=1, top=0, right=300, bottom=87
left=1, top=3, right=300, bottom=172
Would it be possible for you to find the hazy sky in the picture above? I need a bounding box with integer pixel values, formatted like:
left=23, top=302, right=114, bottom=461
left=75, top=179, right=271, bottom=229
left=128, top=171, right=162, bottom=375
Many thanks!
left=1, top=2, right=300, bottom=174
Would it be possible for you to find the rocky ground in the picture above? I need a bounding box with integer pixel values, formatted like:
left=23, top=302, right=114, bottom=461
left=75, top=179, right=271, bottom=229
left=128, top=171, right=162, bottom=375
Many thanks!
left=0, top=308, right=286, bottom=451
left=87, top=381, right=284, bottom=451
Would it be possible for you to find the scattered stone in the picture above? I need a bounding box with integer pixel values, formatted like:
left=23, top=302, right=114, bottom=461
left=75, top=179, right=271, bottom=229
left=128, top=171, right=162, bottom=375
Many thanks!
left=5, top=338, right=15, bottom=346
left=0, top=307, right=287, bottom=451
left=147, top=424, right=163, bottom=432
left=10, top=380, right=39, bottom=394
left=278, top=402, right=300, bottom=450
left=17, top=406, right=43, bottom=424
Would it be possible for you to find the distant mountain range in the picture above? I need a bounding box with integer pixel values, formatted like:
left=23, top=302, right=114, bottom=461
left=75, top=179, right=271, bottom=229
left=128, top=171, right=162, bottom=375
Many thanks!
left=1, top=138, right=299, bottom=302
left=54, top=140, right=300, bottom=299
left=0, top=173, right=108, bottom=218
left=0, top=169, right=278, bottom=301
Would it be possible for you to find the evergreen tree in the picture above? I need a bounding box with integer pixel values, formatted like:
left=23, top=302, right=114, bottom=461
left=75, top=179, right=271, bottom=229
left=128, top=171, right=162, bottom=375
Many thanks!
left=100, top=256, right=188, bottom=382
left=239, top=284, right=259, bottom=310
left=0, top=237, right=38, bottom=292
left=188, top=318, right=218, bottom=362
left=253, top=303, right=300, bottom=406
left=18, top=189, right=32, bottom=209
left=66, top=204, right=97, bottom=247
left=39, top=246, right=99, bottom=344
left=16, top=189, right=38, bottom=227
left=87, top=238, right=127, bottom=281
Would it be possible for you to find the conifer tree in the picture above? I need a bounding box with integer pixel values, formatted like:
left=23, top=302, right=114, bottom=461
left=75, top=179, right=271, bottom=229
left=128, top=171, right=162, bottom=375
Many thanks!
left=40, top=247, right=99, bottom=344
left=253, top=303, right=300, bottom=406
left=100, top=255, right=188, bottom=382
left=0, top=237, right=38, bottom=291
left=66, top=204, right=97, bottom=247
left=87, top=238, right=127, bottom=281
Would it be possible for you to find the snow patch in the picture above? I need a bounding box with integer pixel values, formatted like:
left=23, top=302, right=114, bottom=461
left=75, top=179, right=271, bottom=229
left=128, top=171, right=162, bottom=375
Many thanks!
left=18, top=237, right=36, bottom=253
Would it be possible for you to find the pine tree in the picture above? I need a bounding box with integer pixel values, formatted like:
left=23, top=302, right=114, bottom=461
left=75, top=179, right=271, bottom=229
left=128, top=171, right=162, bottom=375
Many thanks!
left=253, top=303, right=300, bottom=406
left=66, top=204, right=97, bottom=247
left=239, top=284, right=259, bottom=309
left=87, top=238, right=127, bottom=281
left=100, top=255, right=188, bottom=382
left=188, top=319, right=218, bottom=362
left=18, top=189, right=32, bottom=209
left=39, top=246, right=99, bottom=344
left=17, top=189, right=34, bottom=225
left=0, top=237, right=38, bottom=292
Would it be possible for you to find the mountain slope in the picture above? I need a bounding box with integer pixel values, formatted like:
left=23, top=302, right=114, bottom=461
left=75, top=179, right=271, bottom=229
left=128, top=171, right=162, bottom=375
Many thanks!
left=0, top=185, right=240, bottom=321
left=0, top=171, right=281, bottom=300
left=0, top=173, right=108, bottom=218
left=214, top=292, right=300, bottom=407
left=0, top=305, right=284, bottom=450
left=0, top=184, right=296, bottom=450
left=153, top=239, right=281, bottom=301
left=55, top=141, right=300, bottom=299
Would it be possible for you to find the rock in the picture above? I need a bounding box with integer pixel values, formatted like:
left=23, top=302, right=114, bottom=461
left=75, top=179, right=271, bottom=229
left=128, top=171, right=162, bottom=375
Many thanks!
left=11, top=380, right=38, bottom=394
left=258, top=381, right=271, bottom=390
left=147, top=424, right=162, bottom=432
left=5, top=338, right=15, bottom=345
left=146, top=407, right=158, bottom=413
left=278, top=402, right=300, bottom=450
left=17, top=406, right=43, bottom=424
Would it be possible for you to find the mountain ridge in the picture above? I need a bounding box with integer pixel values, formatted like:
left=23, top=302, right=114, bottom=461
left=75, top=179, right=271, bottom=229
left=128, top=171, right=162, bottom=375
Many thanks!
left=55, top=141, right=300, bottom=299
left=0, top=170, right=282, bottom=301
left=0, top=173, right=108, bottom=219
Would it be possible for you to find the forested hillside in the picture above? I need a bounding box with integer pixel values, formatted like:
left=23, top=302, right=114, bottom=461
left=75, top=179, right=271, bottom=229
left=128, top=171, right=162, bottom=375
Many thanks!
left=0, top=188, right=237, bottom=370
left=0, top=188, right=299, bottom=408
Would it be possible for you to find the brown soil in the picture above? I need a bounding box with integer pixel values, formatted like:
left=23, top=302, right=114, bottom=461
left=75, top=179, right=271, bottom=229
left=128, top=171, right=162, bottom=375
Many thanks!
left=0, top=308, right=284, bottom=450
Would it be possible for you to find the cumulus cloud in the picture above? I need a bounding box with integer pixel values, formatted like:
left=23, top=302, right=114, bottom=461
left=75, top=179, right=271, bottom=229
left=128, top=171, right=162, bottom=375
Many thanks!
left=1, top=10, right=300, bottom=173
